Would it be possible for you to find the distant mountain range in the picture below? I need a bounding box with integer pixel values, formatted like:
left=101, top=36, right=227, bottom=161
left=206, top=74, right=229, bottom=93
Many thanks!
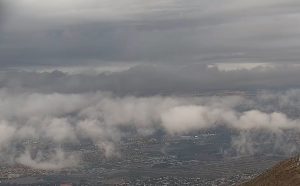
left=241, top=155, right=300, bottom=186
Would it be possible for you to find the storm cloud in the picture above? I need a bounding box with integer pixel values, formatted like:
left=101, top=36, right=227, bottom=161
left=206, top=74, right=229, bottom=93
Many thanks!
left=1, top=0, right=300, bottom=65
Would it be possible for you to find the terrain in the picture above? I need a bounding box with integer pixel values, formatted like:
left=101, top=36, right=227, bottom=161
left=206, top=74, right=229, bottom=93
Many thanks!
left=0, top=128, right=291, bottom=185
left=242, top=156, right=300, bottom=186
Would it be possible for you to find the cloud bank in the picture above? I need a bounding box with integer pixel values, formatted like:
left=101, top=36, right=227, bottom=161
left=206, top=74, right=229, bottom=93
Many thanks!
left=1, top=64, right=300, bottom=95
left=0, top=88, right=300, bottom=169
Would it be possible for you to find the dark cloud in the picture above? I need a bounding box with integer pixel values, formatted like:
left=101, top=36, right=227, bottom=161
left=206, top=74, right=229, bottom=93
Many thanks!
left=0, top=0, right=7, bottom=28
left=1, top=0, right=300, bottom=66
left=1, top=64, right=300, bottom=95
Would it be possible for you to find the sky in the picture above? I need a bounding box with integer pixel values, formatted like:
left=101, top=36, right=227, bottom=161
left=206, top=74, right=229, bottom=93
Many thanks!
left=1, top=1, right=300, bottom=170
left=1, top=0, right=300, bottom=66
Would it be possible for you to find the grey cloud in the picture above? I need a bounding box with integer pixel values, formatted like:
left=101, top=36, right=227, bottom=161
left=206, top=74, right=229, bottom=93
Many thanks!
left=2, top=0, right=300, bottom=170
left=231, top=130, right=300, bottom=156
left=1, top=64, right=300, bottom=95
left=0, top=0, right=8, bottom=31
left=1, top=0, right=300, bottom=65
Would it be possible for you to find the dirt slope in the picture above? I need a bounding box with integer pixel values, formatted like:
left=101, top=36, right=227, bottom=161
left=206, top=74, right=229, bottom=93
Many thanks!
left=241, top=156, right=300, bottom=186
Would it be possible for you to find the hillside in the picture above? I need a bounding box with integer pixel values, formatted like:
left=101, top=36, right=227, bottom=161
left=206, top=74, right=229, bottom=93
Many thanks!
left=241, top=156, right=300, bottom=186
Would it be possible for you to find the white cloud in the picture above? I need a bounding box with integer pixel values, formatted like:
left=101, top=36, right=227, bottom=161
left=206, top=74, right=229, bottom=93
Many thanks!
left=0, top=89, right=299, bottom=169
left=16, top=148, right=79, bottom=170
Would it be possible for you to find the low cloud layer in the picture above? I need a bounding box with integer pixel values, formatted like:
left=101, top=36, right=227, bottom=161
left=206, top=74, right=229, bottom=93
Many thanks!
left=1, top=64, right=300, bottom=95
left=0, top=88, right=300, bottom=169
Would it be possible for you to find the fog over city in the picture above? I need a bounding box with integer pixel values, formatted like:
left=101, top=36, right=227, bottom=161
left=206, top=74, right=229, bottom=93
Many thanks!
left=1, top=2, right=300, bottom=186
left=0, top=85, right=299, bottom=169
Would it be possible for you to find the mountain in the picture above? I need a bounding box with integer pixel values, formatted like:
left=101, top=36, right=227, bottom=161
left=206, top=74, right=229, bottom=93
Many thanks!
left=241, top=156, right=300, bottom=186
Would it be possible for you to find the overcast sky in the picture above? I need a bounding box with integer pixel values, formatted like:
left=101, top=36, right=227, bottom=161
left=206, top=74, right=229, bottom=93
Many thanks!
left=1, top=0, right=300, bottom=66
left=2, top=1, right=300, bottom=169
